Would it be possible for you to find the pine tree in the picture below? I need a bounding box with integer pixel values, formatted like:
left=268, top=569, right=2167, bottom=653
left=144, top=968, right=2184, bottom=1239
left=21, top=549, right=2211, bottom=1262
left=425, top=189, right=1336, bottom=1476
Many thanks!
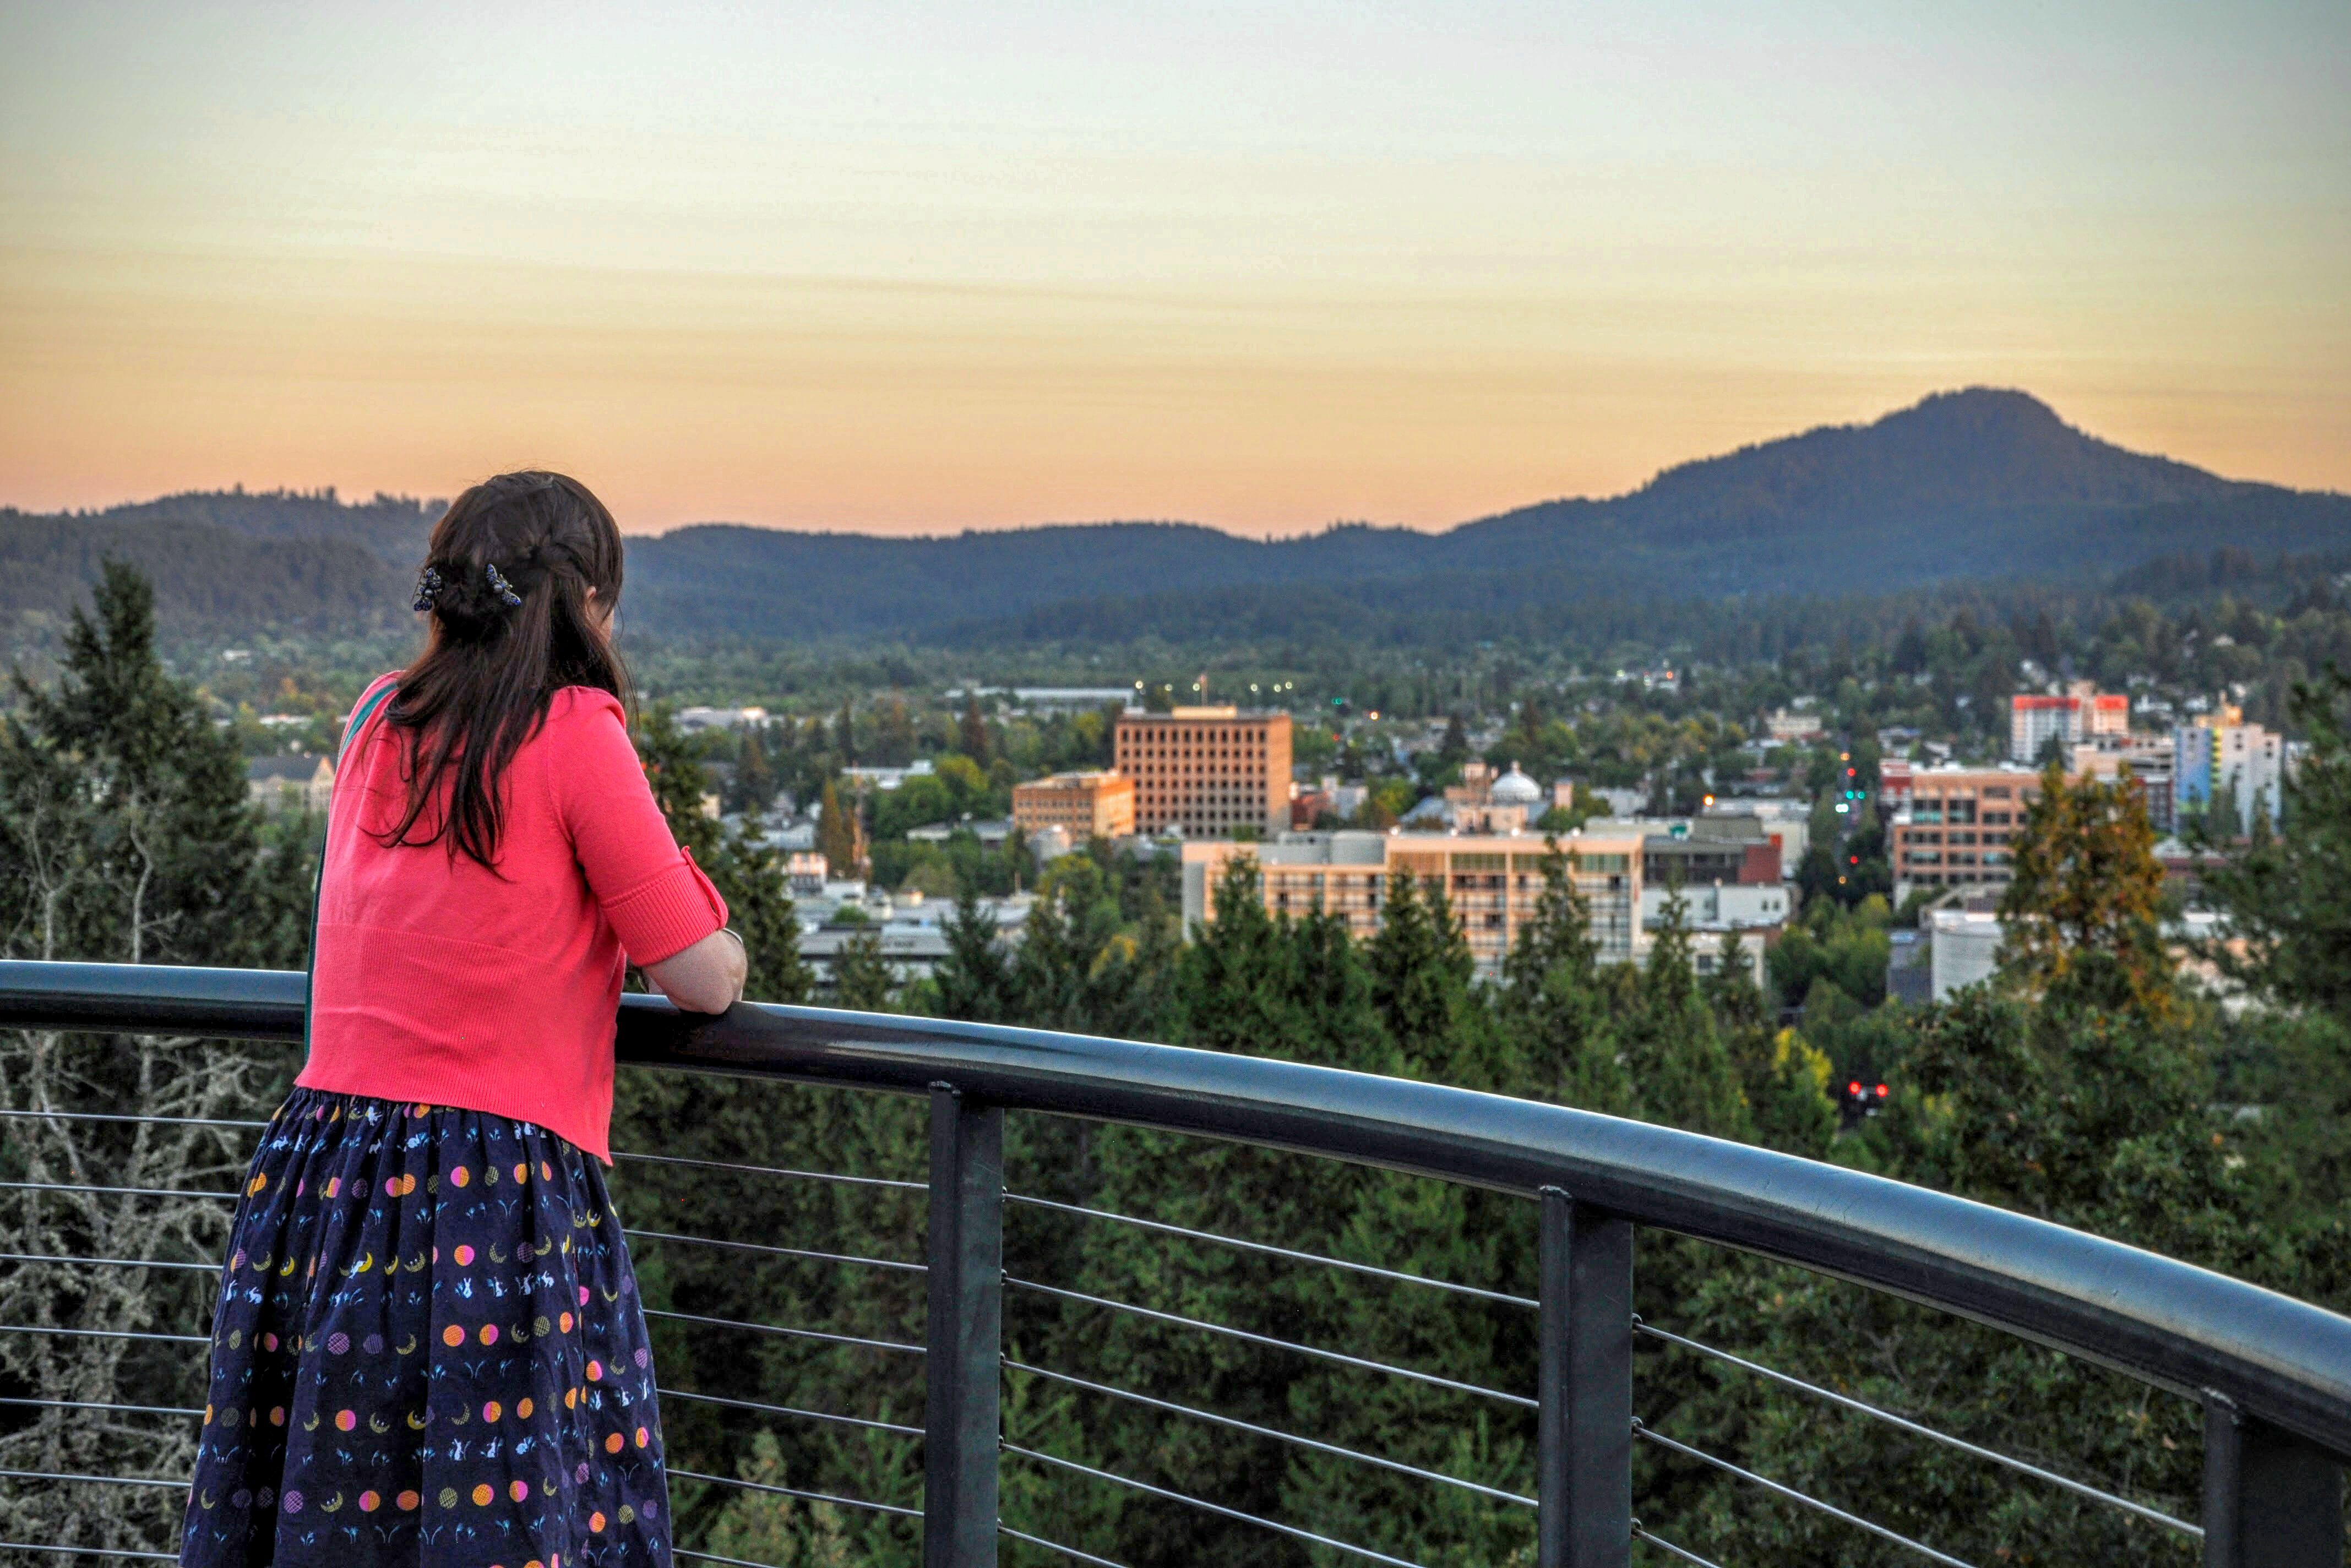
left=635, top=707, right=811, bottom=1004
left=0, top=562, right=300, bottom=1556
left=1500, top=841, right=1628, bottom=1113
left=830, top=929, right=896, bottom=1011
left=931, top=884, right=1014, bottom=1023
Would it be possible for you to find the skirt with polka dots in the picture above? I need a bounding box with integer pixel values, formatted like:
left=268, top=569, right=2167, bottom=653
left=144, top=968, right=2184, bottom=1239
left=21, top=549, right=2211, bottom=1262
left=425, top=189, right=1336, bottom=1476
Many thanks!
left=179, top=1087, right=667, bottom=1567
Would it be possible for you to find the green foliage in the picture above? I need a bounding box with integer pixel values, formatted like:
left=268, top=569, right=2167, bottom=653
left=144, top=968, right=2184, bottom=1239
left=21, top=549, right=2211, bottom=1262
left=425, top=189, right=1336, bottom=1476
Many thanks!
left=0, top=563, right=309, bottom=1555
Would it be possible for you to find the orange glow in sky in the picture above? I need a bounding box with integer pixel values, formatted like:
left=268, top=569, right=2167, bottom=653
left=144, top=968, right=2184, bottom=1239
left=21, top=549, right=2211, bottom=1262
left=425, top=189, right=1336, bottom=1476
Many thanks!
left=3, top=3, right=2345, bottom=534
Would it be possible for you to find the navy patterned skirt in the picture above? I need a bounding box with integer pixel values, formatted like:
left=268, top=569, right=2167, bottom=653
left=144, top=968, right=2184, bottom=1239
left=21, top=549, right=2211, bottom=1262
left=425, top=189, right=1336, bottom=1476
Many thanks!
left=181, top=1088, right=668, bottom=1567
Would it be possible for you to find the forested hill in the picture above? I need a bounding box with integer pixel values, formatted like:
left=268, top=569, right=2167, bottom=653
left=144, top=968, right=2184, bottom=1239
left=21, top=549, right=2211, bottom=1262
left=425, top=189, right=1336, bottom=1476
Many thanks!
left=7, top=390, right=2347, bottom=644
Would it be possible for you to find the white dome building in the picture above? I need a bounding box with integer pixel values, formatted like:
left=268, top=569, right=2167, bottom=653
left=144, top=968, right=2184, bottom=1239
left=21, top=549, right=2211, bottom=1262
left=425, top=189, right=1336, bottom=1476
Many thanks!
left=1489, top=764, right=1542, bottom=807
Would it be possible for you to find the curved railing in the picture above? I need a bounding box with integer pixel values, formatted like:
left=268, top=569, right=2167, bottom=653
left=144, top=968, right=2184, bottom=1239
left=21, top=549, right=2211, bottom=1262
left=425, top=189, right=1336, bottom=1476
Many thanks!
left=0, top=958, right=2345, bottom=1567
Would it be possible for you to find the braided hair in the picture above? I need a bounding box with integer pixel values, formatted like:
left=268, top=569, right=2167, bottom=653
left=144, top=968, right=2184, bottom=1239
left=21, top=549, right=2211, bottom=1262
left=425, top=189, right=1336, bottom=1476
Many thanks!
left=385, top=471, right=632, bottom=869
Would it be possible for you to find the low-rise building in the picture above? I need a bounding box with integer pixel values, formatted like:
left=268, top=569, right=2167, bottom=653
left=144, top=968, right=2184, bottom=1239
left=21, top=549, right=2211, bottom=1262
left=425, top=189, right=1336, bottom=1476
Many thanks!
left=1439, top=760, right=1544, bottom=834
left=247, top=755, right=334, bottom=814
left=1634, top=815, right=1782, bottom=888
left=1012, top=771, right=1135, bottom=840
left=1180, top=828, right=1645, bottom=977
left=1766, top=706, right=1825, bottom=743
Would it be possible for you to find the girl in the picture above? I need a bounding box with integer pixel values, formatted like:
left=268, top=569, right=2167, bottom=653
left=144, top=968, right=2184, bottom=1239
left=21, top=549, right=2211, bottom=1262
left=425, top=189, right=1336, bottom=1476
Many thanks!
left=182, top=472, right=745, bottom=1567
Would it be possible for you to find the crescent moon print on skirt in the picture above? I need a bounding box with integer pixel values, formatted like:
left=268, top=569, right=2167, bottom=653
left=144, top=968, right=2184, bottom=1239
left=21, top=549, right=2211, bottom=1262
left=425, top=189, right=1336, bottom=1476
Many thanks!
left=181, top=1088, right=667, bottom=1566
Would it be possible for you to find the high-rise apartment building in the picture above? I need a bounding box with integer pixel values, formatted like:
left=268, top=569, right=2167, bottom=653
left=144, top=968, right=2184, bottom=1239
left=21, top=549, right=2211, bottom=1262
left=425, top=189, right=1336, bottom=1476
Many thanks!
left=1180, top=829, right=1644, bottom=976
left=1011, top=771, right=1135, bottom=840
left=2010, top=682, right=2127, bottom=762
left=2173, top=713, right=2284, bottom=830
left=1113, top=706, right=1293, bottom=837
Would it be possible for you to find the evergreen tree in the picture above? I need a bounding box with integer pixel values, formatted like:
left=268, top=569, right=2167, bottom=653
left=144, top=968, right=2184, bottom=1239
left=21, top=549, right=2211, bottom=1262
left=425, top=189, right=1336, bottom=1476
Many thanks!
left=0, top=563, right=305, bottom=1556
left=635, top=707, right=811, bottom=1004
left=2206, top=668, right=2351, bottom=1023
left=830, top=929, right=896, bottom=1011
left=1499, top=841, right=1628, bottom=1113
left=931, top=884, right=1015, bottom=1023
left=1996, top=759, right=2171, bottom=1018
left=731, top=723, right=777, bottom=815
left=816, top=778, right=860, bottom=878
left=959, top=690, right=990, bottom=764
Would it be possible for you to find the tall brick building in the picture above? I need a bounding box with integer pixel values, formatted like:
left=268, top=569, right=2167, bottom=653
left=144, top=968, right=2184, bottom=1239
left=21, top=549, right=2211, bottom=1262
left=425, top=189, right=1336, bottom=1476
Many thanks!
left=1113, top=706, right=1293, bottom=837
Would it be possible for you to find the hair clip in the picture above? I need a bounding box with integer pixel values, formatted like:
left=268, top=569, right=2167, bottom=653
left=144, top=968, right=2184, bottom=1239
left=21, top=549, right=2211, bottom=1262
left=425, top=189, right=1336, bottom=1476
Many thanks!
left=412, top=567, right=444, bottom=612
left=486, top=563, right=523, bottom=607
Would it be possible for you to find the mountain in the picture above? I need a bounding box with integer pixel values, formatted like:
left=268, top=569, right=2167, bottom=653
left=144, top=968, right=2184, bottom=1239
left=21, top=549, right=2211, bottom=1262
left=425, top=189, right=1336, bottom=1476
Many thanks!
left=6, top=390, right=2345, bottom=648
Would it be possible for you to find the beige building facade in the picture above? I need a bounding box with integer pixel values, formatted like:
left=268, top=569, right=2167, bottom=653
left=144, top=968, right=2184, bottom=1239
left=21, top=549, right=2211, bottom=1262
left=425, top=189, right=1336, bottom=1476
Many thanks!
left=1889, top=764, right=2051, bottom=899
left=1180, top=829, right=1645, bottom=976
left=1113, top=706, right=1293, bottom=837
left=1012, top=770, right=1136, bottom=840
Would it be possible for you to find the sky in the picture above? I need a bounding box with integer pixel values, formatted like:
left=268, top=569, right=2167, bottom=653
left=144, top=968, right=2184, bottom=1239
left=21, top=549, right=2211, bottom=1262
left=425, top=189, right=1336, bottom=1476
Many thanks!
left=2, top=1, right=2345, bottom=536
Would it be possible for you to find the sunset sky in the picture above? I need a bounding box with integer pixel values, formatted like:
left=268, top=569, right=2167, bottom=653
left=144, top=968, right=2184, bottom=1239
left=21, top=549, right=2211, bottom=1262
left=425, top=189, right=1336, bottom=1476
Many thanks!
left=3, top=1, right=2345, bottom=535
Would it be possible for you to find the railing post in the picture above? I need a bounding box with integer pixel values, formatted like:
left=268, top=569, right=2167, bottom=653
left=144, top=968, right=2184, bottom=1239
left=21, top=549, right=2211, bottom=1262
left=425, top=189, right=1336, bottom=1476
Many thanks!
left=2202, top=1395, right=2343, bottom=1568
left=924, top=1082, right=1004, bottom=1568
left=1538, top=1185, right=1634, bottom=1568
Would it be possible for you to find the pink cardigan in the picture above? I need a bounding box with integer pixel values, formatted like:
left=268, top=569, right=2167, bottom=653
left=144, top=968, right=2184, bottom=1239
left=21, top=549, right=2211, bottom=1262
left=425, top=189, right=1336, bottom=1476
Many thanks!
left=298, top=674, right=728, bottom=1161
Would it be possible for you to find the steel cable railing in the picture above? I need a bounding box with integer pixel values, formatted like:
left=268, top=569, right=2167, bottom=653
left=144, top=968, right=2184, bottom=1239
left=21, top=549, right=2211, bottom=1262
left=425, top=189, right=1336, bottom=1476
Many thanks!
left=3, top=960, right=2348, bottom=1568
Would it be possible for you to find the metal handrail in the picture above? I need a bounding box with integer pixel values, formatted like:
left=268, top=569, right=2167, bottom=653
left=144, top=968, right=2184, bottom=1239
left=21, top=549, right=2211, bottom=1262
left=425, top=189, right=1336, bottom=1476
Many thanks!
left=3, top=958, right=2347, bottom=1465
left=6, top=957, right=2350, bottom=1568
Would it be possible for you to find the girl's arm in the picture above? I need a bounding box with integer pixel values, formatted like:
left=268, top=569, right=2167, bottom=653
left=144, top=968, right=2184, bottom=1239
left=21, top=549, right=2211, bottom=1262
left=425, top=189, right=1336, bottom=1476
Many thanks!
left=644, top=927, right=747, bottom=1014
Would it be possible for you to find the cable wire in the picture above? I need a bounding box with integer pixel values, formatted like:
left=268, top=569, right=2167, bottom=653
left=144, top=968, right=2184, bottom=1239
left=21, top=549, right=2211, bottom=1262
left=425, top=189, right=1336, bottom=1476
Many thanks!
left=1632, top=1520, right=1728, bottom=1568
left=1004, top=1276, right=1534, bottom=1410
left=0, top=1323, right=209, bottom=1347
left=1634, top=1420, right=1977, bottom=1568
left=1003, top=1441, right=1430, bottom=1568
left=0, top=1544, right=178, bottom=1563
left=614, top=1150, right=924, bottom=1192
left=999, top=1523, right=1134, bottom=1567
left=0, top=1468, right=187, bottom=1492
left=1008, top=1357, right=1532, bottom=1506
left=670, top=1467, right=919, bottom=1520
left=0, top=1395, right=202, bottom=1419
left=0, top=1180, right=235, bottom=1204
left=642, top=1307, right=923, bottom=1357
left=625, top=1227, right=924, bottom=1275
left=1005, top=1191, right=1535, bottom=1308
left=0, top=1251, right=217, bottom=1275
left=658, top=1386, right=923, bottom=1438
left=1635, top=1317, right=2198, bottom=1538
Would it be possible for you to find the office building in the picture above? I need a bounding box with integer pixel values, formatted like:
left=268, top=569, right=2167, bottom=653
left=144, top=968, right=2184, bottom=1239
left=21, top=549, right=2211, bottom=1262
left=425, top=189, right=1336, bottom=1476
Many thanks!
left=1114, top=707, right=1293, bottom=837
left=1888, top=765, right=2053, bottom=900
left=1012, top=771, right=1136, bottom=840
left=2010, top=683, right=2127, bottom=762
left=1181, top=829, right=1644, bottom=977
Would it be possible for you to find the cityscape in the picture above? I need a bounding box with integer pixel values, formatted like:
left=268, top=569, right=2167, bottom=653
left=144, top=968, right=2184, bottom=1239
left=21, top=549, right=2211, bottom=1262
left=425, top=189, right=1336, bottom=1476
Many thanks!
left=5, top=3, right=2350, bottom=1566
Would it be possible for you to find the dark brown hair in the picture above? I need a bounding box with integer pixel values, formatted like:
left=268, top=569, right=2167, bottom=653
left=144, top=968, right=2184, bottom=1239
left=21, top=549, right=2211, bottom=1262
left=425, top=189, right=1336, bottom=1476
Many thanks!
left=383, top=471, right=632, bottom=868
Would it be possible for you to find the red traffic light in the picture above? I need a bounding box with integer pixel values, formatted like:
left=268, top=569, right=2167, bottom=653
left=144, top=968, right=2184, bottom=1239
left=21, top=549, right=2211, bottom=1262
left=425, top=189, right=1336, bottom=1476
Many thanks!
left=1875, top=1084, right=1889, bottom=1097
left=1847, top=1081, right=1863, bottom=1096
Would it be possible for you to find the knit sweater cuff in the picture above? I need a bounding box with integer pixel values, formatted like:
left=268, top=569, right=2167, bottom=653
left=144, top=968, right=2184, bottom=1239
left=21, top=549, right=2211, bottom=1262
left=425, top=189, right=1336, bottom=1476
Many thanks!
left=606, top=848, right=730, bottom=965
